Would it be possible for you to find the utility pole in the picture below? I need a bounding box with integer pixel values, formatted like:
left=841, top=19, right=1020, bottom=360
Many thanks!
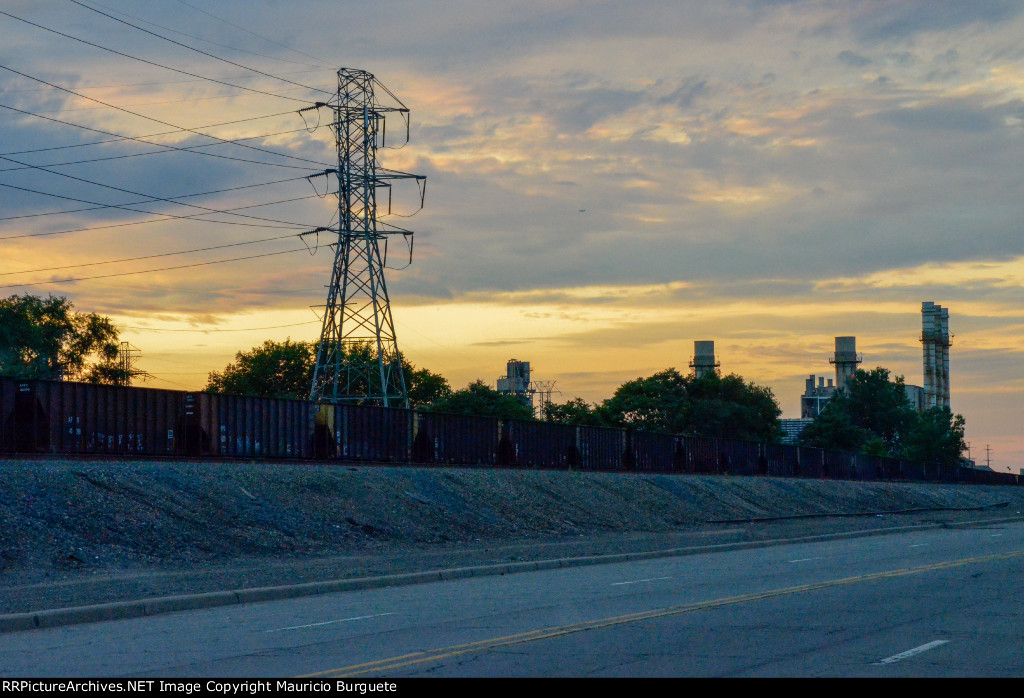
left=986, top=444, right=992, bottom=470
left=306, top=68, right=426, bottom=407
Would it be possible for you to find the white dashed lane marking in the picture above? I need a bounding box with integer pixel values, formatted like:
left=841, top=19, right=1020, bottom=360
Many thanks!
left=876, top=640, right=949, bottom=665
left=265, top=612, right=396, bottom=632
left=611, top=576, right=672, bottom=586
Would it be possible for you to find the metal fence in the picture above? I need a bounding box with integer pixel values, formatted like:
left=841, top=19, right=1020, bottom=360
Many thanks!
left=0, top=376, right=1019, bottom=487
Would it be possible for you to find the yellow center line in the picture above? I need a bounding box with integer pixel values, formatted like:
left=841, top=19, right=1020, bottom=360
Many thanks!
left=304, top=548, right=1024, bottom=677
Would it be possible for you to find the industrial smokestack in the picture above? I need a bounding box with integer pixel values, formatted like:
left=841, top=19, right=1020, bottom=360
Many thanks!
left=922, top=302, right=951, bottom=408
left=690, top=340, right=720, bottom=378
left=830, top=336, right=862, bottom=392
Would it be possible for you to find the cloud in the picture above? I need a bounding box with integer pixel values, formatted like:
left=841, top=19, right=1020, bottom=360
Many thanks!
left=5, top=0, right=1024, bottom=465
left=848, top=1, right=1024, bottom=43
left=837, top=50, right=872, bottom=67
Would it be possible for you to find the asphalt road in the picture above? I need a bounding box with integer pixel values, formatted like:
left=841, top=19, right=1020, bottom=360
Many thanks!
left=3, top=520, right=1022, bottom=677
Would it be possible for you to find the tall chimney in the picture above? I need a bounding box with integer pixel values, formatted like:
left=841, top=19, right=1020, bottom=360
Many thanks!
left=690, top=340, right=720, bottom=378
left=830, top=336, right=862, bottom=392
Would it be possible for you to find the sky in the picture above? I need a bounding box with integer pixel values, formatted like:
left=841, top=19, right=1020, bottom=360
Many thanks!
left=1, top=0, right=1023, bottom=472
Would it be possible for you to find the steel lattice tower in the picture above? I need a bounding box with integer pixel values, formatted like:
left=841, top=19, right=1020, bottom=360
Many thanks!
left=309, top=68, right=425, bottom=407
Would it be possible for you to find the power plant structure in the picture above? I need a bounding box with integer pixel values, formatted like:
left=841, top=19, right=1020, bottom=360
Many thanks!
left=829, top=336, right=862, bottom=393
left=497, top=359, right=534, bottom=410
left=495, top=360, right=562, bottom=416
left=800, top=375, right=835, bottom=419
left=921, top=301, right=951, bottom=409
left=783, top=302, right=954, bottom=443
left=689, top=340, right=720, bottom=378
left=307, top=68, right=427, bottom=407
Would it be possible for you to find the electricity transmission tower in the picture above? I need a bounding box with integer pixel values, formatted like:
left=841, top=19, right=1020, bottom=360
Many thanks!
left=114, top=341, right=150, bottom=387
left=531, top=380, right=560, bottom=419
left=307, top=68, right=426, bottom=407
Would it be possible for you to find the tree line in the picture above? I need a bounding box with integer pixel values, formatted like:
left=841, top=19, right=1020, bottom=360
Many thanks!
left=1, top=292, right=968, bottom=467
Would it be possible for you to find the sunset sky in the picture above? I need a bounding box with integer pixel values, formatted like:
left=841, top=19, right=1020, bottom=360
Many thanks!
left=2, top=1, right=1023, bottom=471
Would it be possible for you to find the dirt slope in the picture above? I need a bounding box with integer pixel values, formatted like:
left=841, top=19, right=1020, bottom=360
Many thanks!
left=2, top=457, right=1021, bottom=576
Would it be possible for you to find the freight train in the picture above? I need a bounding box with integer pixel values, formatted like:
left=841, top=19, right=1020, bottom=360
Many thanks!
left=0, top=376, right=1017, bottom=486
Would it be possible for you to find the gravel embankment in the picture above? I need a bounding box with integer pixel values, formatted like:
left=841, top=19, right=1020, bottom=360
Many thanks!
left=1, top=456, right=1022, bottom=614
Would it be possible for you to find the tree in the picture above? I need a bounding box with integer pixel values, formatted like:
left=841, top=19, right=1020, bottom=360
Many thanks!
left=424, top=379, right=535, bottom=420
left=902, top=406, right=967, bottom=467
left=799, top=400, right=866, bottom=453
left=684, top=372, right=783, bottom=442
left=0, top=293, right=120, bottom=382
left=205, top=338, right=314, bottom=399
left=543, top=397, right=605, bottom=426
left=599, top=368, right=782, bottom=441
left=206, top=338, right=451, bottom=405
left=800, top=367, right=966, bottom=465
left=600, top=369, right=689, bottom=433
left=405, top=365, right=452, bottom=407
left=801, top=367, right=917, bottom=456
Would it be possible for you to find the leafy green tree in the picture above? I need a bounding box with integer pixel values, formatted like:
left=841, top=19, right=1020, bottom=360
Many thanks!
left=543, top=397, right=605, bottom=426
left=0, top=293, right=120, bottom=382
left=206, top=338, right=451, bottom=405
left=424, top=379, right=535, bottom=420
left=803, top=367, right=919, bottom=456
left=684, top=372, right=783, bottom=442
left=903, top=406, right=967, bottom=467
left=800, top=367, right=966, bottom=465
left=600, top=369, right=689, bottom=433
left=599, top=368, right=782, bottom=441
left=799, top=396, right=869, bottom=453
left=206, top=338, right=315, bottom=399
left=405, top=365, right=452, bottom=407
left=838, top=367, right=917, bottom=455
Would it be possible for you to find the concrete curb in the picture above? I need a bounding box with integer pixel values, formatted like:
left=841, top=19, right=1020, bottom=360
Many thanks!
left=2, top=515, right=1021, bottom=634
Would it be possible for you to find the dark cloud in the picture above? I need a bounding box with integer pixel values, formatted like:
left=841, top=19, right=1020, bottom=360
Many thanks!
left=875, top=98, right=1012, bottom=133
left=836, top=50, right=872, bottom=68
left=658, top=77, right=712, bottom=109
left=850, top=0, right=1024, bottom=42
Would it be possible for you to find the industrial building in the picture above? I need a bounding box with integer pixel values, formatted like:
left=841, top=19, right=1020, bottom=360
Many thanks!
left=689, top=341, right=720, bottom=378
left=921, top=301, right=951, bottom=409
left=785, top=302, right=953, bottom=443
left=801, top=375, right=835, bottom=419
left=829, top=336, right=862, bottom=393
left=799, top=337, right=861, bottom=418
left=779, top=418, right=812, bottom=444
left=496, top=359, right=534, bottom=409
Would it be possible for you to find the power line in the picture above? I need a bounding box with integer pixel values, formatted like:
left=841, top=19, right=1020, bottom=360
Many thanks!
left=124, top=320, right=320, bottom=333
left=0, top=150, right=323, bottom=227
left=0, top=247, right=314, bottom=289
left=144, top=374, right=196, bottom=390
left=0, top=232, right=302, bottom=277
left=68, top=0, right=333, bottom=96
left=0, top=8, right=315, bottom=104
left=0, top=88, right=315, bottom=121
left=0, top=173, right=306, bottom=222
left=0, top=193, right=331, bottom=242
left=0, top=181, right=314, bottom=232
left=83, top=0, right=327, bottom=69
left=170, top=0, right=331, bottom=68
left=0, top=67, right=330, bottom=96
left=0, top=126, right=316, bottom=176
left=0, top=105, right=302, bottom=158
left=0, top=64, right=332, bottom=168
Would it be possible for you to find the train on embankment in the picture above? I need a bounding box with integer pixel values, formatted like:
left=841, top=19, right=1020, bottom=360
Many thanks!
left=0, top=376, right=1018, bottom=486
